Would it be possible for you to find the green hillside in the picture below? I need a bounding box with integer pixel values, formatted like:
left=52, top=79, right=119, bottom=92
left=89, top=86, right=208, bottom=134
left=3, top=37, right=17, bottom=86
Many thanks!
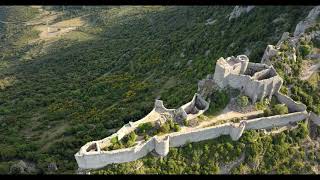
left=0, top=6, right=316, bottom=174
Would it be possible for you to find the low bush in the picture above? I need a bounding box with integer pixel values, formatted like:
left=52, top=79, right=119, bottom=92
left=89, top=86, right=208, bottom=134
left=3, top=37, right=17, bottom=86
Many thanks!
left=236, top=95, right=249, bottom=107
left=272, top=104, right=289, bottom=115
left=136, top=122, right=154, bottom=135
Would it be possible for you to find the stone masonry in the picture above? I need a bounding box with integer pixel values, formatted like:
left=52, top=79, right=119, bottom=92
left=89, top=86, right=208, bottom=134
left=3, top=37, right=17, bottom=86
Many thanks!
left=75, top=53, right=317, bottom=170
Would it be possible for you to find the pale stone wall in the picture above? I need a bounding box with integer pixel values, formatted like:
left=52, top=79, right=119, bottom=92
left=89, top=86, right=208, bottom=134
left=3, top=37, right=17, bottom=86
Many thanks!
left=75, top=110, right=308, bottom=169
left=213, top=57, right=230, bottom=88
left=168, top=124, right=231, bottom=147
left=309, top=112, right=320, bottom=126
left=76, top=137, right=155, bottom=169
left=230, top=121, right=246, bottom=140
left=227, top=73, right=282, bottom=103
left=154, top=136, right=170, bottom=156
left=75, top=53, right=311, bottom=170
left=294, top=6, right=320, bottom=36
left=154, top=100, right=175, bottom=114
left=275, top=92, right=307, bottom=112
left=245, top=111, right=308, bottom=130
left=261, top=45, right=279, bottom=65
left=213, top=55, right=282, bottom=103
left=181, top=93, right=209, bottom=120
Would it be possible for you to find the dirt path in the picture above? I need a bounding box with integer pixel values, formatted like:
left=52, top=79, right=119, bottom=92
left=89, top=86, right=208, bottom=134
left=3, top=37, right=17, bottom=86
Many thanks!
left=197, top=107, right=263, bottom=129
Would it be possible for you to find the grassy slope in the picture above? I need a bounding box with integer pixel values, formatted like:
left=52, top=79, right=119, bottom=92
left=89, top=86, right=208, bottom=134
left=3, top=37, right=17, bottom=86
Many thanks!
left=0, top=6, right=314, bottom=173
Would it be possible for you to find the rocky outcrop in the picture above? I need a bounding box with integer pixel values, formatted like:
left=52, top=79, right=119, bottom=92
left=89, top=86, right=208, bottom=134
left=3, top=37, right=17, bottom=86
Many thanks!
left=48, top=162, right=58, bottom=172
left=229, top=6, right=255, bottom=21
left=306, top=53, right=320, bottom=60
left=261, top=45, right=279, bottom=65
left=173, top=107, right=188, bottom=124
left=294, top=6, right=320, bottom=37
left=9, top=160, right=38, bottom=174
left=309, top=112, right=320, bottom=126
left=197, top=74, right=217, bottom=99
left=276, top=32, right=290, bottom=46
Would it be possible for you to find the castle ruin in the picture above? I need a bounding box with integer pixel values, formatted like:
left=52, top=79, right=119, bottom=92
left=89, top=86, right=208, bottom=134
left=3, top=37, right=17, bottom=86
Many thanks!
left=74, top=54, right=318, bottom=170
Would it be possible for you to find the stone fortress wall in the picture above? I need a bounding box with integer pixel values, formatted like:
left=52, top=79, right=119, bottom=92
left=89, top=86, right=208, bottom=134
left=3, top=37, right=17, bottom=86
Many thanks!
left=75, top=54, right=319, bottom=170
left=75, top=6, right=320, bottom=170
left=213, top=55, right=283, bottom=103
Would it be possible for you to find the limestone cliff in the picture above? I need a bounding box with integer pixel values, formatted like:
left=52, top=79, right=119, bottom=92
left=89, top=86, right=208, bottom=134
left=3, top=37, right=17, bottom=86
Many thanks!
left=294, top=6, right=320, bottom=36
left=229, top=6, right=255, bottom=21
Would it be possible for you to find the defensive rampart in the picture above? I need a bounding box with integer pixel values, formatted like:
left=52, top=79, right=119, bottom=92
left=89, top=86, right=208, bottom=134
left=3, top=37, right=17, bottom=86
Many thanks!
left=75, top=109, right=308, bottom=169
left=75, top=54, right=314, bottom=170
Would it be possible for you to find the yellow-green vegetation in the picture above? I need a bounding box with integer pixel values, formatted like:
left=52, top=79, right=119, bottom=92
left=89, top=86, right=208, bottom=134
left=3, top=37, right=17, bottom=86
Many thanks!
left=0, top=6, right=315, bottom=174
left=255, top=97, right=289, bottom=116
left=307, top=72, right=319, bottom=88
left=263, top=98, right=289, bottom=116
left=280, top=86, right=289, bottom=95
left=272, top=36, right=320, bottom=115
left=264, top=104, right=288, bottom=116
left=236, top=95, right=249, bottom=107
left=157, top=119, right=181, bottom=135
left=136, top=122, right=155, bottom=136
left=0, top=76, right=16, bottom=90
left=105, top=131, right=138, bottom=151
left=135, top=119, right=181, bottom=138
left=255, top=98, right=270, bottom=111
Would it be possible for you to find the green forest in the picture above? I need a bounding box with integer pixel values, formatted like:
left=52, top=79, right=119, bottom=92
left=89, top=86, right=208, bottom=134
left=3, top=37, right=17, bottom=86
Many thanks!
left=0, top=6, right=318, bottom=174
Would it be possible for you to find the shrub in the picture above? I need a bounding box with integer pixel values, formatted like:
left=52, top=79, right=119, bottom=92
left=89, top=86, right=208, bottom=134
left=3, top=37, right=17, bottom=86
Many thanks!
left=299, top=45, right=312, bottom=58
left=168, top=119, right=175, bottom=129
left=272, top=104, right=288, bottom=115
left=136, top=122, right=154, bottom=135
left=183, top=119, right=189, bottom=126
left=127, top=131, right=137, bottom=143
left=0, top=163, right=9, bottom=174
left=280, top=86, right=289, bottom=95
left=255, top=98, right=270, bottom=110
left=122, top=131, right=137, bottom=147
left=205, top=89, right=230, bottom=116
left=110, top=137, right=118, bottom=145
left=173, top=124, right=181, bottom=132
left=144, top=134, right=150, bottom=141
left=236, top=95, right=249, bottom=107
left=158, top=122, right=170, bottom=134
left=263, top=108, right=273, bottom=116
